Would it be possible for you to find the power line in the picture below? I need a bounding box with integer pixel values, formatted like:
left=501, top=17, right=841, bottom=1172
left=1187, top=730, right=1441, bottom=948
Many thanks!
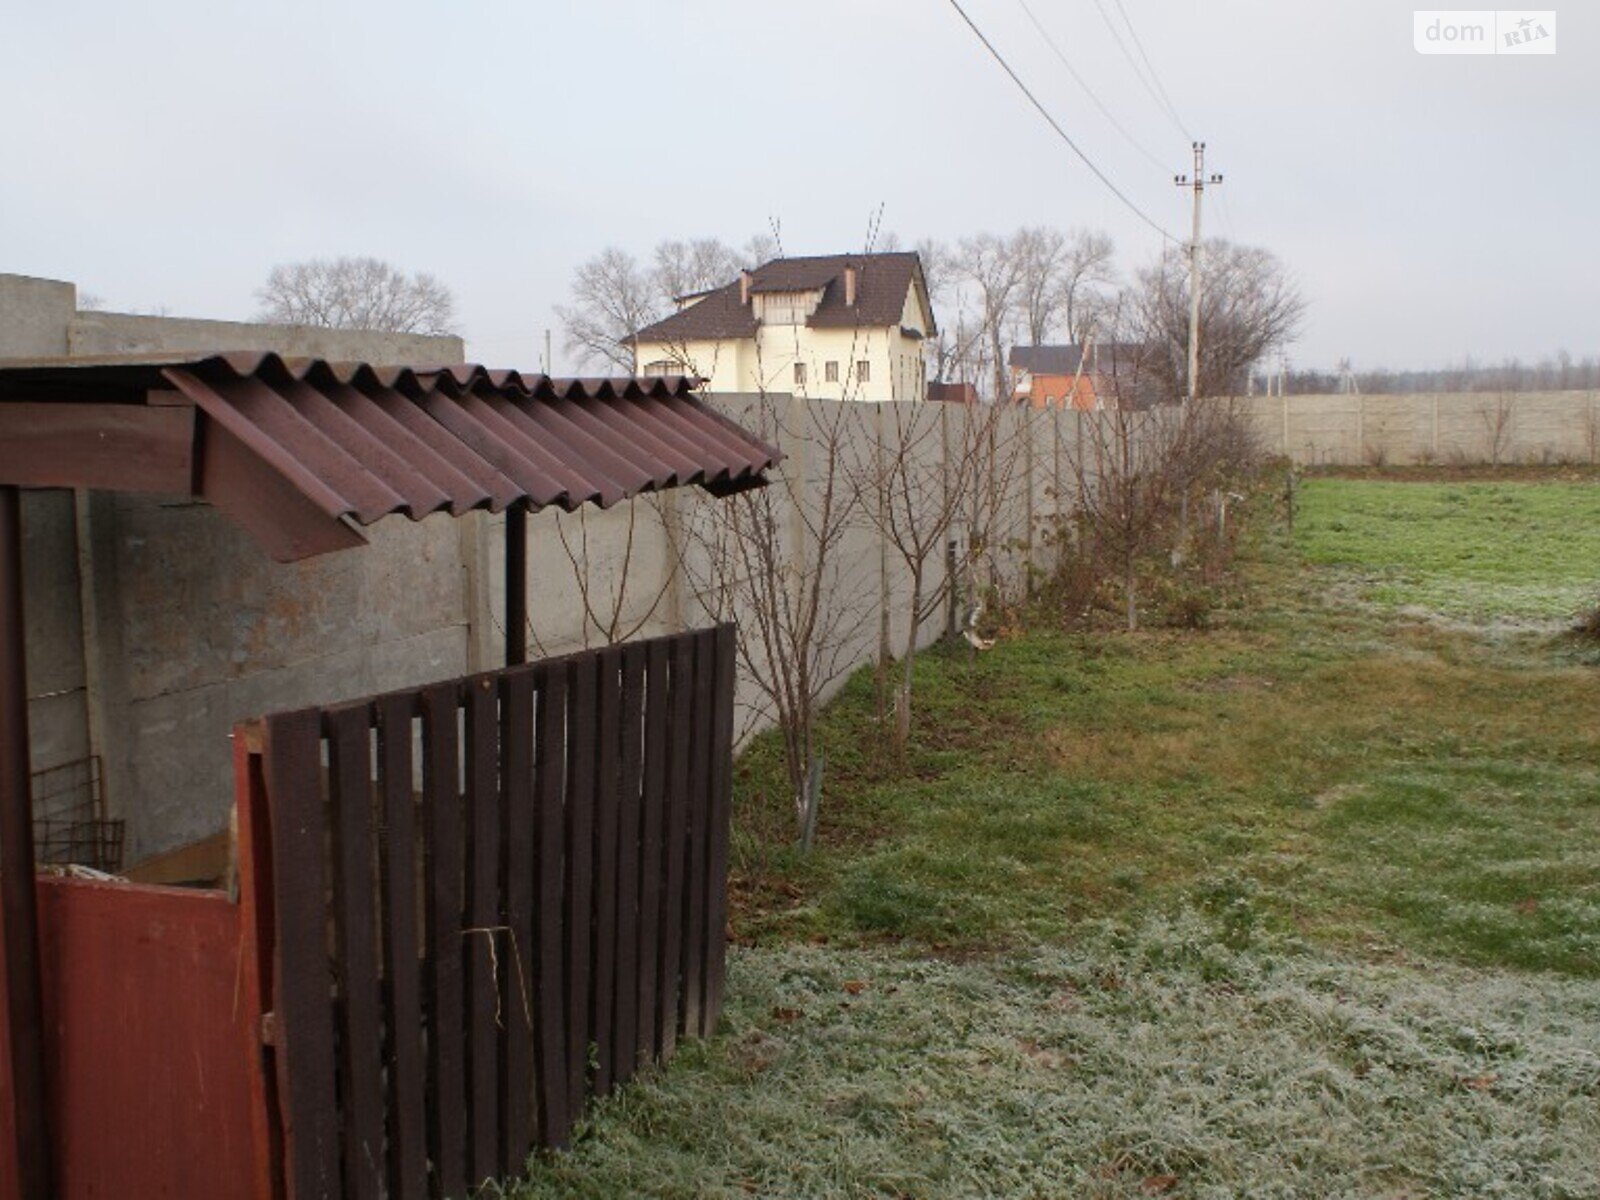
left=1090, top=0, right=1190, bottom=141
left=943, top=0, right=1178, bottom=244
left=1110, top=0, right=1193, bottom=139
left=1214, top=186, right=1240, bottom=241
left=1013, top=0, right=1172, bottom=175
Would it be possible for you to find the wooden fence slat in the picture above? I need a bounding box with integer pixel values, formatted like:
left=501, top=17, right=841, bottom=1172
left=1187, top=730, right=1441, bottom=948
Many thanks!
left=703, top=624, right=737, bottom=1034
left=610, top=645, right=646, bottom=1087
left=328, top=705, right=385, bottom=1200
left=420, top=684, right=467, bottom=1198
left=501, top=672, right=537, bottom=1170
left=656, top=636, right=694, bottom=1059
left=464, top=679, right=502, bottom=1182
left=533, top=668, right=570, bottom=1147
left=262, top=628, right=734, bottom=1196
left=680, top=630, right=715, bottom=1037
left=265, top=708, right=342, bottom=1200
left=377, top=695, right=428, bottom=1199
left=590, top=647, right=623, bottom=1096
left=563, top=654, right=597, bottom=1116
left=635, top=641, right=669, bottom=1063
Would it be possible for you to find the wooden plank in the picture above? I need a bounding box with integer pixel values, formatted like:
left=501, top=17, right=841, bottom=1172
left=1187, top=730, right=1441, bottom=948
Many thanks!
left=265, top=708, right=342, bottom=1200
left=328, top=704, right=385, bottom=1200
left=0, top=402, right=193, bottom=493
left=589, top=647, right=623, bottom=1096
left=635, top=640, right=669, bottom=1064
left=563, top=654, right=597, bottom=1117
left=419, top=684, right=467, bottom=1198
left=230, top=730, right=284, bottom=1200
left=501, top=672, right=537, bottom=1170
left=533, top=667, right=569, bottom=1147
left=679, top=629, right=716, bottom=1037
left=463, top=678, right=502, bottom=1182
left=656, top=635, right=694, bottom=1059
left=377, top=695, right=427, bottom=1199
left=703, top=624, right=738, bottom=1034
left=610, top=644, right=646, bottom=1088
left=122, top=828, right=230, bottom=888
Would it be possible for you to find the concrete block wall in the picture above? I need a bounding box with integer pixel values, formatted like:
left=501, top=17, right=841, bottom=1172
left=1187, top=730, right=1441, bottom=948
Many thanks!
left=1244, top=392, right=1600, bottom=466
left=2, top=272, right=467, bottom=857
left=6, top=271, right=1097, bottom=859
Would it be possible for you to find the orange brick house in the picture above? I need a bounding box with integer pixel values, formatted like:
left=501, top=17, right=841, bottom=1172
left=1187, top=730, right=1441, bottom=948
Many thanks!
left=1009, top=343, right=1151, bottom=410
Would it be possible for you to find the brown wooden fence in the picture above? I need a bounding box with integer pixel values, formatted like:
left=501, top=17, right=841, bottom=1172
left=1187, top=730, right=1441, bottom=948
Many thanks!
left=258, top=625, right=736, bottom=1200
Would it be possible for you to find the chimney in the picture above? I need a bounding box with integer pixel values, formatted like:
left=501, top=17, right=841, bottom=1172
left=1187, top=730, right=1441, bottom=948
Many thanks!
left=739, top=270, right=751, bottom=305
left=844, top=264, right=857, bottom=306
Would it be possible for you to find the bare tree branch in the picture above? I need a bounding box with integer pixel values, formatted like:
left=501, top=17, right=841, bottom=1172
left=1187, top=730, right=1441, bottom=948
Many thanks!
left=256, top=256, right=457, bottom=335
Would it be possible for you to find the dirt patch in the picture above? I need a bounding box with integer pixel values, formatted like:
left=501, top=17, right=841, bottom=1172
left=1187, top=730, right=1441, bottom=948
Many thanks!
left=1312, top=782, right=1364, bottom=809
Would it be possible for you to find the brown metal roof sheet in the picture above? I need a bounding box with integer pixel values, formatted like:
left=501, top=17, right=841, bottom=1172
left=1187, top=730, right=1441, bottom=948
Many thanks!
left=0, top=352, right=780, bottom=561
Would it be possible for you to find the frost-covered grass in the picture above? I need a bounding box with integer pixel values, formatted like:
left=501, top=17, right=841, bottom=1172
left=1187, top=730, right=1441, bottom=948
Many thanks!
left=724, top=589, right=1600, bottom=974
left=517, top=924, right=1600, bottom=1198
left=505, top=475, right=1600, bottom=1196
left=1295, top=478, right=1600, bottom=622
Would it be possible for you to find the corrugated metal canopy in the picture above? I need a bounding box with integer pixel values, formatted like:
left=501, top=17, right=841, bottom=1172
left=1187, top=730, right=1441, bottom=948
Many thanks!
left=0, top=352, right=780, bottom=561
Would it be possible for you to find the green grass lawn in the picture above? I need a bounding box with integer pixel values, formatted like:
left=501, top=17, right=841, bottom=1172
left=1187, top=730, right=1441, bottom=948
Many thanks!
left=1296, top=477, right=1600, bottom=622
left=513, top=474, right=1600, bottom=1199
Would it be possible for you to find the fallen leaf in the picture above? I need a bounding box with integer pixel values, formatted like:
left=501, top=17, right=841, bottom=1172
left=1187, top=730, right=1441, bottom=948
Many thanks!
left=842, top=979, right=866, bottom=995
left=1514, top=897, right=1538, bottom=915
left=771, top=1006, right=802, bottom=1023
left=1142, top=1175, right=1179, bottom=1195
left=1462, top=1073, right=1497, bottom=1092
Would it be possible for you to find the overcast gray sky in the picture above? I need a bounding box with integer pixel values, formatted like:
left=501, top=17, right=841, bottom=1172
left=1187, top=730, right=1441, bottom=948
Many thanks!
left=2, top=0, right=1591, bottom=373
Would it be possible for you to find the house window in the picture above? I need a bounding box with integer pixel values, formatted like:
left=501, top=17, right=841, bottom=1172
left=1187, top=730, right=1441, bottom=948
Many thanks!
left=642, top=360, right=677, bottom=377
left=857, top=360, right=871, bottom=383
left=794, top=362, right=807, bottom=385
left=825, top=360, right=839, bottom=383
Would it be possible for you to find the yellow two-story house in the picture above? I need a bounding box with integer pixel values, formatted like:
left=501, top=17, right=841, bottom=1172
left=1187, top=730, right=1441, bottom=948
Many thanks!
left=629, top=252, right=937, bottom=402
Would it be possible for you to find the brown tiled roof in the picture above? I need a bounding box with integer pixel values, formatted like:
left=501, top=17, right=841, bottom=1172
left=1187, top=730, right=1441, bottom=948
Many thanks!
left=1009, top=345, right=1086, bottom=375
left=632, top=252, right=934, bottom=344
left=1010, top=343, right=1147, bottom=376
left=0, top=352, right=780, bottom=561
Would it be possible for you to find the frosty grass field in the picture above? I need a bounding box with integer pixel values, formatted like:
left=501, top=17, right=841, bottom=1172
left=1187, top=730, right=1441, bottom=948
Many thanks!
left=512, top=475, right=1600, bottom=1199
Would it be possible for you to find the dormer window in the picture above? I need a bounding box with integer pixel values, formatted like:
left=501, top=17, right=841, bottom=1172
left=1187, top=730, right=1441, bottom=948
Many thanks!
left=753, top=289, right=823, bottom=326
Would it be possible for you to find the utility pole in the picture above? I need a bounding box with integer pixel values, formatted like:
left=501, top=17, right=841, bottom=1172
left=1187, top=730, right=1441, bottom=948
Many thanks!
left=1174, top=142, right=1222, bottom=404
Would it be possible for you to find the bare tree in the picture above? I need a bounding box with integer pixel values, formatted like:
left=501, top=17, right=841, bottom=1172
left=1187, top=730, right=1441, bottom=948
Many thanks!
left=953, top=233, right=1025, bottom=401
left=683, top=396, right=871, bottom=850
left=853, top=398, right=1010, bottom=759
left=1058, top=229, right=1117, bottom=345
left=557, top=247, right=663, bottom=372
left=652, top=239, right=743, bottom=303
left=1131, top=239, right=1304, bottom=403
left=742, top=232, right=781, bottom=268
left=541, top=497, right=682, bottom=650
left=560, top=235, right=786, bottom=372
left=1013, top=227, right=1116, bottom=348
left=1480, top=391, right=1516, bottom=466
left=256, top=256, right=456, bottom=335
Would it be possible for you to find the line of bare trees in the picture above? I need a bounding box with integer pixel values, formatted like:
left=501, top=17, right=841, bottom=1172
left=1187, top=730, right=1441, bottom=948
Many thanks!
left=1272, top=354, right=1600, bottom=396
left=559, top=226, right=1304, bottom=412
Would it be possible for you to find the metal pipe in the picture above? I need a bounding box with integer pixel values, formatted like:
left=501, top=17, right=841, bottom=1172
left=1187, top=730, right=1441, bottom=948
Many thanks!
left=505, top=504, right=527, bottom=666
left=0, top=484, right=51, bottom=1198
